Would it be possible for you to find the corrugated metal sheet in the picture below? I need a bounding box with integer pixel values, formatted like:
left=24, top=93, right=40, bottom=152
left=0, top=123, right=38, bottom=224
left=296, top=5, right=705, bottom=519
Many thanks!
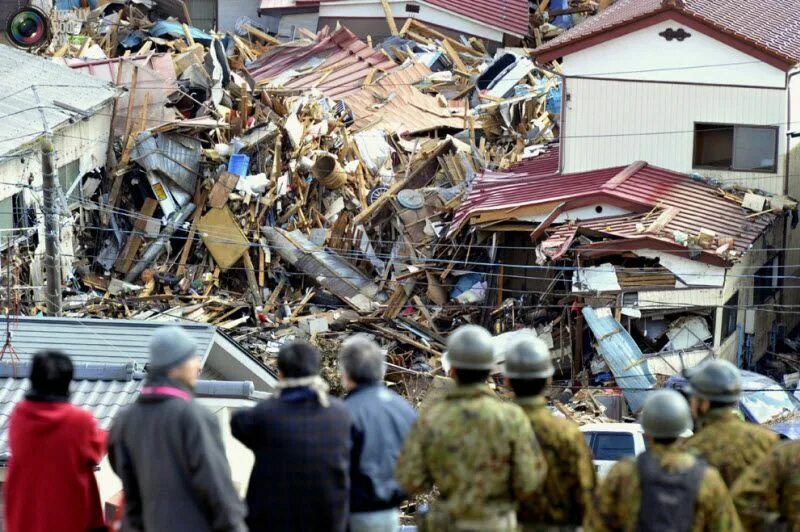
left=0, top=316, right=217, bottom=366
left=582, top=306, right=654, bottom=412
left=452, top=145, right=774, bottom=264
left=535, top=0, right=800, bottom=65
left=246, top=27, right=401, bottom=99
left=561, top=77, right=787, bottom=195
left=0, top=45, right=116, bottom=157
left=58, top=54, right=179, bottom=136
left=131, top=131, right=202, bottom=193
left=344, top=62, right=464, bottom=134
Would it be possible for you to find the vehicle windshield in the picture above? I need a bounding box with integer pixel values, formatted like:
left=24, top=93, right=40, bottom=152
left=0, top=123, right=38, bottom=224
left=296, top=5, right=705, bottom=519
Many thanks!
left=740, top=372, right=800, bottom=424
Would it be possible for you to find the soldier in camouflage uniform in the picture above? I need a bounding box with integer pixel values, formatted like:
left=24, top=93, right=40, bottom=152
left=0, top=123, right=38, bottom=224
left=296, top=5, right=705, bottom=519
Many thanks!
left=586, top=390, right=742, bottom=532
left=501, top=335, right=595, bottom=531
left=731, top=440, right=800, bottom=530
left=681, top=359, right=778, bottom=487
left=395, top=325, right=547, bottom=532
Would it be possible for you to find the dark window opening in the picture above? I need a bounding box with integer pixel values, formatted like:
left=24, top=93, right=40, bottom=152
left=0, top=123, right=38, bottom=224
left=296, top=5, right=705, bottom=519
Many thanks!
left=405, top=3, right=420, bottom=13
left=721, top=292, right=738, bottom=340
left=754, top=255, right=780, bottom=305
left=589, top=433, right=635, bottom=461
left=693, top=123, right=777, bottom=172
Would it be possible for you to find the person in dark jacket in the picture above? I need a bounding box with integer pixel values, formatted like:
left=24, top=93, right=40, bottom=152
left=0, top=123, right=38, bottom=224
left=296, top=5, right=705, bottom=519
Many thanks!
left=5, top=351, right=106, bottom=532
left=108, top=326, right=246, bottom=532
left=338, top=336, right=416, bottom=532
left=231, top=341, right=352, bottom=532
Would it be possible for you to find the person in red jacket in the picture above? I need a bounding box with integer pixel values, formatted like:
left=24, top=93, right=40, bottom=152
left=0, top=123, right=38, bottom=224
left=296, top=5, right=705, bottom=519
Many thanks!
left=5, top=350, right=107, bottom=532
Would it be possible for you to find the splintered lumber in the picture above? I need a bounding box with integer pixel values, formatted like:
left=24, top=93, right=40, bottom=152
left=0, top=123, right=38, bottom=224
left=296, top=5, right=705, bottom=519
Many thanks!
left=242, top=251, right=264, bottom=306
left=379, top=0, right=399, bottom=35
left=370, top=324, right=442, bottom=356
left=197, top=207, right=251, bottom=271
left=243, top=23, right=280, bottom=45
left=177, top=188, right=209, bottom=275
left=209, top=171, right=240, bottom=209
left=114, top=198, right=158, bottom=274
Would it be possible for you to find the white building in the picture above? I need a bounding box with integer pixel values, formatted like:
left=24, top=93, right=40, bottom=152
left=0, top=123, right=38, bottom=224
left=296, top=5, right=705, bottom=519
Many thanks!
left=532, top=0, right=800, bottom=351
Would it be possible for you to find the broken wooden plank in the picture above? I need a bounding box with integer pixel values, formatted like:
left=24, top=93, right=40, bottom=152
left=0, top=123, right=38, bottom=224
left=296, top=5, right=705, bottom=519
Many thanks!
left=379, top=0, right=399, bottom=35
left=114, top=198, right=158, bottom=274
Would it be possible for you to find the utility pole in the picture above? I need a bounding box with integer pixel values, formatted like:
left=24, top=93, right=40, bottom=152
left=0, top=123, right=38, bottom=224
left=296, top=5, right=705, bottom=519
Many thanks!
left=41, top=138, right=62, bottom=316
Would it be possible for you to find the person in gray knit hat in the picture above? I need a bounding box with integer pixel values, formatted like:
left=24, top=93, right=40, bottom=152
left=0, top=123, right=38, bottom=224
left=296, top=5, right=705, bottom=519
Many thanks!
left=109, top=326, right=246, bottom=532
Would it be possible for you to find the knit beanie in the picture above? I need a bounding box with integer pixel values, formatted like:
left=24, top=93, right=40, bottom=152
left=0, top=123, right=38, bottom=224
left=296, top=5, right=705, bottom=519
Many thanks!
left=149, top=326, right=197, bottom=374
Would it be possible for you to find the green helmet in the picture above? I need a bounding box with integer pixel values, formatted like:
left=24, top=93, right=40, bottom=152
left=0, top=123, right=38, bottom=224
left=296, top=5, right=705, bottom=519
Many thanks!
left=504, top=336, right=554, bottom=379
left=445, top=325, right=494, bottom=370
left=640, top=389, right=692, bottom=439
left=685, top=359, right=742, bottom=403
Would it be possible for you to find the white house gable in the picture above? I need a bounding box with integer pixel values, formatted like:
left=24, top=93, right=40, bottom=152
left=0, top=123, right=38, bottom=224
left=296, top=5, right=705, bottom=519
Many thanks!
left=561, top=19, right=786, bottom=88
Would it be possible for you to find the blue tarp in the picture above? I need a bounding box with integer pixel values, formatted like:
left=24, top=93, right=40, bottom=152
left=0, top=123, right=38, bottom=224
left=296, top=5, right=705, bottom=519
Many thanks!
left=55, top=0, right=98, bottom=8
left=149, top=20, right=213, bottom=45
left=582, top=306, right=655, bottom=412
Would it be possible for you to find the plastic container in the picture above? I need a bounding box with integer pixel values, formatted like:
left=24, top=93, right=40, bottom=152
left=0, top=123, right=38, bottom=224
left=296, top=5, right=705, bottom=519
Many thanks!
left=227, top=153, right=250, bottom=177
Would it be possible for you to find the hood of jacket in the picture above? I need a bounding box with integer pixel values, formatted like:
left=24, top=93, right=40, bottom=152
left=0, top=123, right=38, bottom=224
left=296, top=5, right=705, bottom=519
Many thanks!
left=13, top=399, right=78, bottom=436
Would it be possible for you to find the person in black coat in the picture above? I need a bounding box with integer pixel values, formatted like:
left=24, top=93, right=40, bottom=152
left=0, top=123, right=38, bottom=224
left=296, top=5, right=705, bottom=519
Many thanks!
left=339, top=336, right=417, bottom=532
left=231, top=341, right=353, bottom=532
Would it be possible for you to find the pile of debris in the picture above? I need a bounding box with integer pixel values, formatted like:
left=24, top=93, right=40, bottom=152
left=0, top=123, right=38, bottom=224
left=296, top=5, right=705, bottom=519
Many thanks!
left=0, top=5, right=572, bottom=399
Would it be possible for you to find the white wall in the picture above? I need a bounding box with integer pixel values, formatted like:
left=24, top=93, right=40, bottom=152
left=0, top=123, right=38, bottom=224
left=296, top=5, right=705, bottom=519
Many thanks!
left=782, top=70, right=800, bottom=334
left=562, top=77, right=787, bottom=194
left=198, top=398, right=256, bottom=496
left=318, top=0, right=505, bottom=42
left=560, top=19, right=786, bottom=88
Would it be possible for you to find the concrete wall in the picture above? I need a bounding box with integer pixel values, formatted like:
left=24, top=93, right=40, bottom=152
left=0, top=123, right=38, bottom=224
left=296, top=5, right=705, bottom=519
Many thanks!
left=560, top=19, right=786, bottom=88
left=561, top=76, right=787, bottom=194
left=218, top=0, right=262, bottom=33
left=782, top=71, right=800, bottom=334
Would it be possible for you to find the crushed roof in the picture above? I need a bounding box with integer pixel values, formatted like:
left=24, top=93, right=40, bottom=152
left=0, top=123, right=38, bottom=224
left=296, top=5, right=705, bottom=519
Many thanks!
left=0, top=45, right=117, bottom=158
left=534, top=0, right=800, bottom=66
left=246, top=27, right=401, bottom=99
left=451, top=147, right=774, bottom=264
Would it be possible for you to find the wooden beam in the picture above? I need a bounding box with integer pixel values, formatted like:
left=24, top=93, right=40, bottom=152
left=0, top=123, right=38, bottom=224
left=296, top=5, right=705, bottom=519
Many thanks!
left=114, top=198, right=158, bottom=274
left=176, top=188, right=208, bottom=275
left=379, top=0, right=399, bottom=35
left=243, top=23, right=280, bottom=45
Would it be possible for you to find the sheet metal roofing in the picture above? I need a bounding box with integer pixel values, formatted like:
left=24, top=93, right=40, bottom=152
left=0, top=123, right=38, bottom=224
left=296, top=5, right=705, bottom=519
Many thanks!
left=246, top=27, right=401, bottom=99
left=0, top=45, right=117, bottom=158
left=0, top=316, right=217, bottom=366
left=452, top=147, right=774, bottom=264
left=535, top=0, right=800, bottom=66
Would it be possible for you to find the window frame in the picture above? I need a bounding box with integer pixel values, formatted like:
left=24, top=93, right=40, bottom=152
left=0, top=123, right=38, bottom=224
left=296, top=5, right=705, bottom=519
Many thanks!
left=721, top=292, right=739, bottom=340
left=692, top=122, right=778, bottom=174
left=753, top=254, right=781, bottom=305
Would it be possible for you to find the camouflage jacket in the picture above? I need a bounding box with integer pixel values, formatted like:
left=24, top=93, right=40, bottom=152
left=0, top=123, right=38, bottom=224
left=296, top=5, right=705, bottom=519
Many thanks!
left=731, top=440, right=800, bottom=531
left=585, top=443, right=742, bottom=532
left=681, top=408, right=779, bottom=487
left=395, top=383, right=547, bottom=520
left=515, top=396, right=596, bottom=528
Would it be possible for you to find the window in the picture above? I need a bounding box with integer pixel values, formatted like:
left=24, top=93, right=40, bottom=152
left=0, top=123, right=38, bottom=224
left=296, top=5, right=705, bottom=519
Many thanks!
left=0, top=192, right=33, bottom=233
left=586, top=432, right=635, bottom=461
left=693, top=123, right=777, bottom=172
left=754, top=255, right=780, bottom=304
left=721, top=292, right=739, bottom=340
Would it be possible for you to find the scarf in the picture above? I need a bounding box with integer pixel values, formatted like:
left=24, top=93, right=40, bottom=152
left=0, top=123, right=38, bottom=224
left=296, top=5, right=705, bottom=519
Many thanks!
left=276, top=375, right=330, bottom=407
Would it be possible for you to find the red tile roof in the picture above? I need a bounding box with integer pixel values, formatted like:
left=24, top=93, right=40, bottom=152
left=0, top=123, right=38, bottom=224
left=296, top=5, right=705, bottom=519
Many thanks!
left=535, top=0, right=800, bottom=66
left=315, top=0, right=528, bottom=36
left=451, top=147, right=774, bottom=264
left=246, top=27, right=401, bottom=99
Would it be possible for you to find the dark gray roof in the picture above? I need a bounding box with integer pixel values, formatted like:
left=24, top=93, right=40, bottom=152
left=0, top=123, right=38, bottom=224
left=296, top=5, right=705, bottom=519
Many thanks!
left=0, top=358, right=260, bottom=461
left=0, top=316, right=217, bottom=367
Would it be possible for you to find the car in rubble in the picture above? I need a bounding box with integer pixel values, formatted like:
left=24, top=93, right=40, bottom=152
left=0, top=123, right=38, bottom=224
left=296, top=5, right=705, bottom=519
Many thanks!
left=665, top=369, right=800, bottom=439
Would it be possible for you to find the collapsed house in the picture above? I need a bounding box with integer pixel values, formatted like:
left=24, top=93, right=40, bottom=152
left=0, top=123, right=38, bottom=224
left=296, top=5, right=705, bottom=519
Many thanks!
left=452, top=144, right=796, bottom=394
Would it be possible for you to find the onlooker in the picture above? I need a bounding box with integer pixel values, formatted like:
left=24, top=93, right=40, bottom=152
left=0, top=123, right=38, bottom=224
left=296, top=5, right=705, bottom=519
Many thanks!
left=396, top=325, right=547, bottom=531
left=338, top=336, right=416, bottom=532
left=587, top=390, right=742, bottom=532
left=5, top=351, right=106, bottom=532
left=109, top=326, right=246, bottom=532
left=231, top=341, right=353, bottom=532
left=502, top=336, right=596, bottom=530
left=681, top=359, right=778, bottom=487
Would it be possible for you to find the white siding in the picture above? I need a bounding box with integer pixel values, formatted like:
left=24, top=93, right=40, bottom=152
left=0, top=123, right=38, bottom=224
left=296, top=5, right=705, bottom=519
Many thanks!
left=783, top=70, right=800, bottom=334
left=560, top=19, right=786, bottom=88
left=562, top=77, right=787, bottom=194
left=318, top=0, right=505, bottom=42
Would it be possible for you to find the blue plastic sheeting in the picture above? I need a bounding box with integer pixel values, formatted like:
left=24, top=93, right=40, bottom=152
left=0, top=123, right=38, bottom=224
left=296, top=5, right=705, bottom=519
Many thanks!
left=149, top=20, right=213, bottom=45
left=55, top=0, right=98, bottom=8
left=582, top=306, right=655, bottom=412
left=550, top=0, right=573, bottom=28
left=450, top=273, right=482, bottom=300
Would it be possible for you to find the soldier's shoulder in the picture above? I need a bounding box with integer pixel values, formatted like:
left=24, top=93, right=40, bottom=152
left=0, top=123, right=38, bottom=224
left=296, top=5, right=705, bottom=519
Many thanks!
left=742, top=421, right=781, bottom=443
left=606, top=456, right=637, bottom=481
left=530, top=410, right=583, bottom=439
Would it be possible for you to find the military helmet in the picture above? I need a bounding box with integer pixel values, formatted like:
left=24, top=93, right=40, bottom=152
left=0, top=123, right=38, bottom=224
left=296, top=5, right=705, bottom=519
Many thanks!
left=504, top=336, right=554, bottom=379
left=639, top=389, right=692, bottom=439
left=445, top=325, right=494, bottom=370
left=684, top=359, right=742, bottom=403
